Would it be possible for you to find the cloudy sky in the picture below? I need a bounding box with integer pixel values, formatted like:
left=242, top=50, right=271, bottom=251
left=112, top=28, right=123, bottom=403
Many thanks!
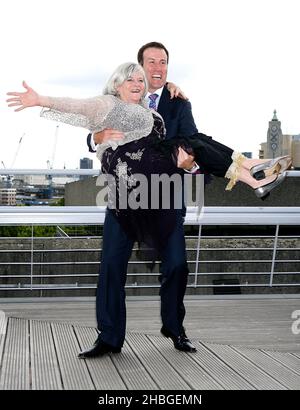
left=1, top=0, right=299, bottom=169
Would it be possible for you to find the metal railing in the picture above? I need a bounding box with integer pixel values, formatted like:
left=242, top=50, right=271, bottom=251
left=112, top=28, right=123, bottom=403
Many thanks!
left=0, top=205, right=299, bottom=294
left=0, top=169, right=299, bottom=295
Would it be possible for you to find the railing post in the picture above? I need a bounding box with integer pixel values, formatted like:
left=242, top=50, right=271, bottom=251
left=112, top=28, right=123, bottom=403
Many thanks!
left=193, top=224, right=202, bottom=288
left=269, top=224, right=280, bottom=287
left=30, top=224, right=34, bottom=290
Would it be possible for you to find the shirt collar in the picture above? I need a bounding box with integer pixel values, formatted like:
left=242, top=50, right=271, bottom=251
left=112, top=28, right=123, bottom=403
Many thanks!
left=146, top=86, right=164, bottom=99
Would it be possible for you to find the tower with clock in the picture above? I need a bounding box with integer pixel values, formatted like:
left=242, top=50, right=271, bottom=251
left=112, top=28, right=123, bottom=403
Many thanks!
left=266, top=110, right=283, bottom=158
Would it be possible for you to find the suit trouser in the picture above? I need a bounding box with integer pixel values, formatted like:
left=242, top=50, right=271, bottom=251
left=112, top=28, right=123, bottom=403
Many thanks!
left=96, top=208, right=189, bottom=348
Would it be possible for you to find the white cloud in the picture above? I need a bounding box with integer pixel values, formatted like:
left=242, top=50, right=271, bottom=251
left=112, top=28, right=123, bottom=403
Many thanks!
left=1, top=0, right=300, bottom=169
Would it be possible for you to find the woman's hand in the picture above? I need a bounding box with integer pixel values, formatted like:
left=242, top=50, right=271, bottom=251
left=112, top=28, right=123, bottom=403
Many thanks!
left=167, top=82, right=188, bottom=100
left=6, top=81, right=41, bottom=111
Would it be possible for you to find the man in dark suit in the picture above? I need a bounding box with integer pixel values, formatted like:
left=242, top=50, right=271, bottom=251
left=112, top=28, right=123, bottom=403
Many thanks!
left=79, top=42, right=198, bottom=358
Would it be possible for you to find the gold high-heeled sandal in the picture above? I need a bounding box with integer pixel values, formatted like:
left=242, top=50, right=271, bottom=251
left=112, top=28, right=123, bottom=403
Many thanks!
left=250, top=156, right=291, bottom=180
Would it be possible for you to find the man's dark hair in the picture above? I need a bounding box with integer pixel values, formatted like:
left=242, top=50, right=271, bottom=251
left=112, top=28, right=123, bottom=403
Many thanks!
left=137, top=42, right=169, bottom=65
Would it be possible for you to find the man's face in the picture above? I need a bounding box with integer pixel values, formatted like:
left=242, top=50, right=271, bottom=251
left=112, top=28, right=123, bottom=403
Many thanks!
left=142, top=47, right=168, bottom=92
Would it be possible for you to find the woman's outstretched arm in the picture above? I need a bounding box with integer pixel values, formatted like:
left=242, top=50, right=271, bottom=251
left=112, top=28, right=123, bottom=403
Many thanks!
left=6, top=82, right=114, bottom=131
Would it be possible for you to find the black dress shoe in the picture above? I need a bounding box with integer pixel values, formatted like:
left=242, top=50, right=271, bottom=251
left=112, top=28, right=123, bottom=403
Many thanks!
left=78, top=336, right=121, bottom=359
left=161, top=326, right=197, bottom=352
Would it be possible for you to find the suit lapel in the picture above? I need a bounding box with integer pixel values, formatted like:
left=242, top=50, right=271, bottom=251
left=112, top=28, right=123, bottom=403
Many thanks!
left=157, top=86, right=170, bottom=122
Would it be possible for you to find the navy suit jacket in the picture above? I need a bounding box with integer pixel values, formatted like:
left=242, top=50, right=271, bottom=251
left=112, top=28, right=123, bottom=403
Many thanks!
left=157, top=86, right=198, bottom=139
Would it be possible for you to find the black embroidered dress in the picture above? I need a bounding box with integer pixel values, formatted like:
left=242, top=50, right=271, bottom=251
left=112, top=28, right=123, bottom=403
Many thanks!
left=101, top=113, right=183, bottom=251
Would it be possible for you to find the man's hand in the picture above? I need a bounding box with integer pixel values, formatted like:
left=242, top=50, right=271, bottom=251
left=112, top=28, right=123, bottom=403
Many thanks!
left=177, top=147, right=196, bottom=170
left=93, top=129, right=125, bottom=144
left=167, top=82, right=188, bottom=100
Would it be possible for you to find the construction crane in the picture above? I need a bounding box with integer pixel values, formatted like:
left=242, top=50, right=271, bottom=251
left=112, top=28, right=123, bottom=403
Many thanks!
left=11, top=133, right=25, bottom=168
left=47, top=125, right=59, bottom=170
left=46, top=125, right=59, bottom=198
left=1, top=133, right=25, bottom=187
left=1, top=161, right=9, bottom=187
left=50, top=125, right=59, bottom=169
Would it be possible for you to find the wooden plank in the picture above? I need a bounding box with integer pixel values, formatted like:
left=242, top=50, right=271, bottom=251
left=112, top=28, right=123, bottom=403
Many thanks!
left=0, top=310, right=6, bottom=335
left=203, top=342, right=287, bottom=390
left=191, top=342, right=255, bottom=390
left=51, top=322, right=94, bottom=390
left=0, top=318, right=30, bottom=390
left=74, top=326, right=127, bottom=390
left=0, top=309, right=7, bottom=363
left=126, top=332, right=190, bottom=390
left=261, top=350, right=300, bottom=376
left=30, top=320, right=62, bottom=390
left=111, top=339, right=159, bottom=390
left=1, top=313, right=299, bottom=391
left=148, top=335, right=223, bottom=390
left=233, top=346, right=300, bottom=390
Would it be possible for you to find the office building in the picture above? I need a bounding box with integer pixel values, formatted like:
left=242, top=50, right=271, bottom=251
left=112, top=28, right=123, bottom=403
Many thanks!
left=80, top=158, right=93, bottom=169
left=0, top=188, right=16, bottom=205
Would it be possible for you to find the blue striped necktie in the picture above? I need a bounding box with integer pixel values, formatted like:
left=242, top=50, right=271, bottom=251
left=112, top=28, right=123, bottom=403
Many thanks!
left=148, top=93, right=158, bottom=110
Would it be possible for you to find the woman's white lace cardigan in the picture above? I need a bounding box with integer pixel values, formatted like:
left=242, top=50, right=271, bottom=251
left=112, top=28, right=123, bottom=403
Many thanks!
left=40, top=95, right=157, bottom=161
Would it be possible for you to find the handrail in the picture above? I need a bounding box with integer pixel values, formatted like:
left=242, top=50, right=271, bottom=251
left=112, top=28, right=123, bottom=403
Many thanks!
left=0, top=206, right=300, bottom=225
left=0, top=169, right=100, bottom=176
left=3, top=169, right=300, bottom=177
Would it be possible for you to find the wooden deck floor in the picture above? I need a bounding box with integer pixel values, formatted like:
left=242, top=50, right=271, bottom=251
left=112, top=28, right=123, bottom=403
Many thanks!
left=0, top=296, right=300, bottom=390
